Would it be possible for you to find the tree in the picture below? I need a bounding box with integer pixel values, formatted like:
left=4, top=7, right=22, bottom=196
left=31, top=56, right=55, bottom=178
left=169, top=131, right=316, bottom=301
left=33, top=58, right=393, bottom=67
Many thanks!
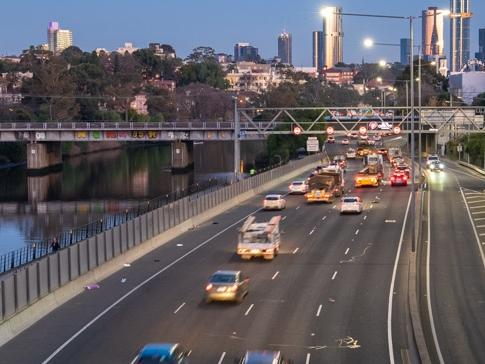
left=178, top=60, right=228, bottom=89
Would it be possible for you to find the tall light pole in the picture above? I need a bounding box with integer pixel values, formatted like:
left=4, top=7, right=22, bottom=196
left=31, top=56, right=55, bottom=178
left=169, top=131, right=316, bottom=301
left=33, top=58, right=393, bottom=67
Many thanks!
left=234, top=96, right=240, bottom=180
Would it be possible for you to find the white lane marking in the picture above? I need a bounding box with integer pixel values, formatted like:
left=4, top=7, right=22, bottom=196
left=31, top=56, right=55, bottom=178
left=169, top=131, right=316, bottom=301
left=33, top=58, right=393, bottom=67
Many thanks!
left=479, top=233, right=485, bottom=237
left=333, top=205, right=337, bottom=209
left=331, top=271, right=338, bottom=280
left=309, top=230, right=315, bottom=235
left=40, top=204, right=268, bottom=364
left=387, top=192, right=412, bottom=364
left=296, top=206, right=301, bottom=210
left=476, top=225, right=485, bottom=228
left=470, top=205, right=485, bottom=209
left=305, top=353, right=311, bottom=364
left=364, top=215, right=368, bottom=220
left=465, top=200, right=485, bottom=204
left=472, top=211, right=485, bottom=215
left=130, top=356, right=138, bottom=364
left=322, top=216, right=327, bottom=221
left=474, top=218, right=485, bottom=221
left=173, top=302, right=186, bottom=314
left=217, top=352, right=226, bottom=364
left=345, top=248, right=350, bottom=255
left=272, top=271, right=279, bottom=280
left=282, top=216, right=287, bottom=221
left=245, top=304, right=255, bottom=316
left=385, top=220, right=397, bottom=223
left=370, top=204, right=374, bottom=209
left=316, top=304, right=323, bottom=317
left=355, top=229, right=360, bottom=235
left=428, top=190, right=446, bottom=364
left=466, top=196, right=484, bottom=199
left=293, top=248, right=299, bottom=254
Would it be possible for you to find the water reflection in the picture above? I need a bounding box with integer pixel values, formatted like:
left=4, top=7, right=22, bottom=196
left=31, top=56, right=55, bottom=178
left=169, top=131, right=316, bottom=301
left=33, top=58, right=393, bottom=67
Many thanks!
left=0, top=144, right=194, bottom=253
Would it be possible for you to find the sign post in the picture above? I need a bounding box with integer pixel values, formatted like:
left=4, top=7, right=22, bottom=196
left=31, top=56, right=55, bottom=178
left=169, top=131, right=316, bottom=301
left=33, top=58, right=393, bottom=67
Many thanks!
left=306, top=137, right=320, bottom=153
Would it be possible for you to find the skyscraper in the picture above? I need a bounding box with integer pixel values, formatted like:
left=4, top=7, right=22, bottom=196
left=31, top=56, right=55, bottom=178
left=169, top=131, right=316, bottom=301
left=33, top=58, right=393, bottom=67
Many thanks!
left=450, top=0, right=472, bottom=72
left=476, top=28, right=485, bottom=61
left=400, top=38, right=411, bottom=65
left=234, top=43, right=259, bottom=62
left=422, top=7, right=445, bottom=60
left=47, top=21, right=73, bottom=54
left=278, top=32, right=292, bottom=65
left=322, top=6, right=343, bottom=68
left=312, top=31, right=324, bottom=70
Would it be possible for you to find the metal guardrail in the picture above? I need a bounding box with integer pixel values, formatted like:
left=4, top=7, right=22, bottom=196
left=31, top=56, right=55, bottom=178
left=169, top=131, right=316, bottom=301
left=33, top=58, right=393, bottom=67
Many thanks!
left=0, top=121, right=269, bottom=131
left=0, top=178, right=225, bottom=273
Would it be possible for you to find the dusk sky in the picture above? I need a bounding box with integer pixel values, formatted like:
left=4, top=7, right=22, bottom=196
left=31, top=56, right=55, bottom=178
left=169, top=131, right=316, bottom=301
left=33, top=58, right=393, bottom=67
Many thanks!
left=1, top=0, right=484, bottom=65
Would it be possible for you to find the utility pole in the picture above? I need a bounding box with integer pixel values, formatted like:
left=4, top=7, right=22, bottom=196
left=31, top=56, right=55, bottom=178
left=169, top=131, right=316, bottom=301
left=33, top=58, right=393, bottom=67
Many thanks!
left=234, top=96, right=241, bottom=181
left=409, top=16, right=416, bottom=253
left=418, top=46, right=422, bottom=176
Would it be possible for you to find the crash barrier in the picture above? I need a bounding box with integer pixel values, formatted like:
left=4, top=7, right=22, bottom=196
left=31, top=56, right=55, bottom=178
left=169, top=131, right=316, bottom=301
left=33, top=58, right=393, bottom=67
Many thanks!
left=0, top=153, right=323, bottom=329
left=458, top=160, right=485, bottom=176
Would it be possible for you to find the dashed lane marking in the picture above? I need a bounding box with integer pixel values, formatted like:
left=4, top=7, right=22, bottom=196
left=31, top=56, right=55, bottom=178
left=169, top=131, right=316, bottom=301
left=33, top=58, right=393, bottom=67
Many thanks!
left=217, top=352, right=226, bottom=364
left=332, top=271, right=338, bottom=280
left=322, top=216, right=327, bottom=221
left=282, top=216, right=287, bottom=221
left=333, top=205, right=337, bottom=209
left=385, top=220, right=397, bottom=223
left=272, top=271, right=279, bottom=280
left=345, top=248, right=350, bottom=255
left=316, top=304, right=323, bottom=317
left=355, top=229, right=360, bottom=235
left=305, top=353, right=311, bottom=364
left=293, top=248, right=300, bottom=254
left=173, top=302, right=186, bottom=314
left=296, top=206, right=301, bottom=210
left=363, top=215, right=368, bottom=220
left=245, top=304, right=254, bottom=316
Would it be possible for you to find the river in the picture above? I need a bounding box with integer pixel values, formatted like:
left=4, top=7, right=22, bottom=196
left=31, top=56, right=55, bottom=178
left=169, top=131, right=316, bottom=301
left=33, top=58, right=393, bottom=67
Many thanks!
left=0, top=141, right=266, bottom=255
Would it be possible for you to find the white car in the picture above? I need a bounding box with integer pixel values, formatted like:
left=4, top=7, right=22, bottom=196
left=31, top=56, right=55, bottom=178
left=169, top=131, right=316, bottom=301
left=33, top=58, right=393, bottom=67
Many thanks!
left=426, top=154, right=440, bottom=166
left=288, top=180, right=308, bottom=194
left=346, top=149, right=356, bottom=159
left=340, top=196, right=363, bottom=214
left=341, top=138, right=349, bottom=145
left=263, top=194, right=286, bottom=210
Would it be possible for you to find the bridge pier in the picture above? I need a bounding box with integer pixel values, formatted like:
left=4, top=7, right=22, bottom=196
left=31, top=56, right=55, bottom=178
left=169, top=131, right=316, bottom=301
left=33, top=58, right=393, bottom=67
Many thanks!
left=27, top=142, right=62, bottom=173
left=171, top=141, right=193, bottom=173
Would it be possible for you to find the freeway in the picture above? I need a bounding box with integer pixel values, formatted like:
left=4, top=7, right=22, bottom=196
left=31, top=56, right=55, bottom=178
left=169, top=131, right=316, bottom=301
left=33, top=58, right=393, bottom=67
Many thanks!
left=424, top=160, right=485, bottom=363
left=0, top=141, right=417, bottom=363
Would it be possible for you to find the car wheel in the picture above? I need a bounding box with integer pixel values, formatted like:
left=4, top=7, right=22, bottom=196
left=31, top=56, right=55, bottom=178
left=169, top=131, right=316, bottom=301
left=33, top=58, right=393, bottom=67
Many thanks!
left=205, top=297, right=212, bottom=304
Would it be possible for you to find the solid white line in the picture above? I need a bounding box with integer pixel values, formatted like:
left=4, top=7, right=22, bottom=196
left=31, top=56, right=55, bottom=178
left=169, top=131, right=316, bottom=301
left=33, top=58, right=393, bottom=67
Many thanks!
left=345, top=248, right=350, bottom=255
left=293, top=247, right=299, bottom=254
left=173, top=302, right=185, bottom=314
left=305, top=353, right=311, bottom=364
left=316, top=304, right=323, bottom=317
left=272, top=271, right=279, bottom=280
left=217, top=352, right=226, bottom=364
left=245, top=304, right=254, bottom=316
left=40, top=204, right=267, bottom=364
left=355, top=229, right=360, bottom=235
left=387, top=192, right=412, bottom=364
left=331, top=271, right=338, bottom=280
left=129, top=356, right=138, bottom=364
left=428, top=190, right=445, bottom=364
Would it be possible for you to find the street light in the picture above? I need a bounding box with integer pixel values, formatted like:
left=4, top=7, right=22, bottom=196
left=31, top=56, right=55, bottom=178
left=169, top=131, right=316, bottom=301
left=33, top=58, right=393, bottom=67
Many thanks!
left=378, top=59, right=387, bottom=68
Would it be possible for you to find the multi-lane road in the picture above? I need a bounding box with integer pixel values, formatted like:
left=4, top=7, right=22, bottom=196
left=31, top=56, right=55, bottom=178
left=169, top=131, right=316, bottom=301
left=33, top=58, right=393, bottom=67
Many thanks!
left=0, top=141, right=484, bottom=363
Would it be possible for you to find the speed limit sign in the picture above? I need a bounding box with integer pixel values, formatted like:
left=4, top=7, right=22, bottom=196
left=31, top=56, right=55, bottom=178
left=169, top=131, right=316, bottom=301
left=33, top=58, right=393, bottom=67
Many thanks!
left=369, top=121, right=378, bottom=130
left=359, top=126, right=367, bottom=135
left=326, top=126, right=335, bottom=135
left=393, top=126, right=401, bottom=135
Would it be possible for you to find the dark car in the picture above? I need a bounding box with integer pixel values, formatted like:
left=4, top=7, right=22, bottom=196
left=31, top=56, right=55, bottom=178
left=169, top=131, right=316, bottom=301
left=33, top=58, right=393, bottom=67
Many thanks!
left=236, top=351, right=292, bottom=364
left=135, top=343, right=190, bottom=364
left=205, top=270, right=249, bottom=303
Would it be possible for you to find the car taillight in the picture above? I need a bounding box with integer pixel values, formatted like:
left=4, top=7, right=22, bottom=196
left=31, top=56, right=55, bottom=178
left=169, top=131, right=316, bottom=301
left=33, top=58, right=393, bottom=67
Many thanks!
left=403, top=176, right=407, bottom=180
left=205, top=284, right=213, bottom=291
left=391, top=177, right=395, bottom=181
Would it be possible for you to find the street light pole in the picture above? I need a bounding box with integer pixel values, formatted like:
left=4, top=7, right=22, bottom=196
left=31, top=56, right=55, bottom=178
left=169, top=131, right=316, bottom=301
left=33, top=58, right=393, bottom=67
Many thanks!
left=234, top=97, right=241, bottom=181
left=418, top=46, right=422, bottom=176
left=409, top=16, right=416, bottom=253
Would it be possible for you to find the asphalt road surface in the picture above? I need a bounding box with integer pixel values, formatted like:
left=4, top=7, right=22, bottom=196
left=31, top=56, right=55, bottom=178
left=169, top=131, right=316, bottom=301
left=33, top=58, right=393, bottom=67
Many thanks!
left=3, top=141, right=483, bottom=363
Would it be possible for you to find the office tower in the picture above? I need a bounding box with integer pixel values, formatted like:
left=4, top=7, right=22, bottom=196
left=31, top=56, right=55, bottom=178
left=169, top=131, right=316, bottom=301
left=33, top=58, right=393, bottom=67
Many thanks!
left=312, top=31, right=324, bottom=69
left=450, top=0, right=472, bottom=72
left=400, top=38, right=411, bottom=65
left=476, top=28, right=485, bottom=61
left=47, top=21, right=59, bottom=53
left=322, top=6, right=343, bottom=68
left=234, top=43, right=259, bottom=62
left=47, top=21, right=73, bottom=54
left=422, top=7, right=445, bottom=60
left=278, top=32, right=292, bottom=65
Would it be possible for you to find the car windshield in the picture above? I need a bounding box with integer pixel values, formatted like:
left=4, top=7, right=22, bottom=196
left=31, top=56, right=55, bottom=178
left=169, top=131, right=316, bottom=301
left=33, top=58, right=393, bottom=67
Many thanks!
left=428, top=156, right=439, bottom=161
left=292, top=182, right=303, bottom=185
left=210, top=274, right=236, bottom=283
left=343, top=198, right=358, bottom=203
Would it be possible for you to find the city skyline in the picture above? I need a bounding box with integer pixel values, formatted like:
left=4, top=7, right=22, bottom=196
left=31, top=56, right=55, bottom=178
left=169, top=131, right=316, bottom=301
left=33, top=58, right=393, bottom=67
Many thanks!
left=0, top=0, right=484, bottom=66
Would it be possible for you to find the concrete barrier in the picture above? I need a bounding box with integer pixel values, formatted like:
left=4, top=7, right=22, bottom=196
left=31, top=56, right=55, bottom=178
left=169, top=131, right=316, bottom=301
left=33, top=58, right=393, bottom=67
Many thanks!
left=0, top=155, right=322, bottom=346
left=458, top=160, right=485, bottom=176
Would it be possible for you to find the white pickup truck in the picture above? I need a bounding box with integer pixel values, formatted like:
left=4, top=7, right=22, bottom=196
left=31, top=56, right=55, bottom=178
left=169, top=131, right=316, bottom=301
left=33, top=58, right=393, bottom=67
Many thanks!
left=237, top=216, right=281, bottom=260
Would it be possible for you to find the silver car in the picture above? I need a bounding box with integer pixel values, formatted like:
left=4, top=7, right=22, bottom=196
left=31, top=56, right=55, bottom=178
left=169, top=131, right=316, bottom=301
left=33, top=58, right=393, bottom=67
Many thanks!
left=205, top=270, right=249, bottom=303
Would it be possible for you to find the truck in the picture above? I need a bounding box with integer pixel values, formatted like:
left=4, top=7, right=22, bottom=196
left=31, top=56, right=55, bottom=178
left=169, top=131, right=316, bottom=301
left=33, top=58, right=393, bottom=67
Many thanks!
left=355, top=153, right=383, bottom=187
left=305, top=167, right=344, bottom=203
left=237, top=216, right=281, bottom=260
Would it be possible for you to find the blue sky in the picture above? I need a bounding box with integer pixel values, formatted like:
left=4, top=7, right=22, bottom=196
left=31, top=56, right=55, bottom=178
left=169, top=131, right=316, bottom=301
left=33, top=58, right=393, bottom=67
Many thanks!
left=1, top=0, right=484, bottom=65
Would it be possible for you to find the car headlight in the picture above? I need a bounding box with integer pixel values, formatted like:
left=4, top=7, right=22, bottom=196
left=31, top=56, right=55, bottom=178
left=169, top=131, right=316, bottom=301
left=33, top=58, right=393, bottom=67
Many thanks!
left=430, top=164, right=435, bottom=169
left=439, top=163, right=444, bottom=169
